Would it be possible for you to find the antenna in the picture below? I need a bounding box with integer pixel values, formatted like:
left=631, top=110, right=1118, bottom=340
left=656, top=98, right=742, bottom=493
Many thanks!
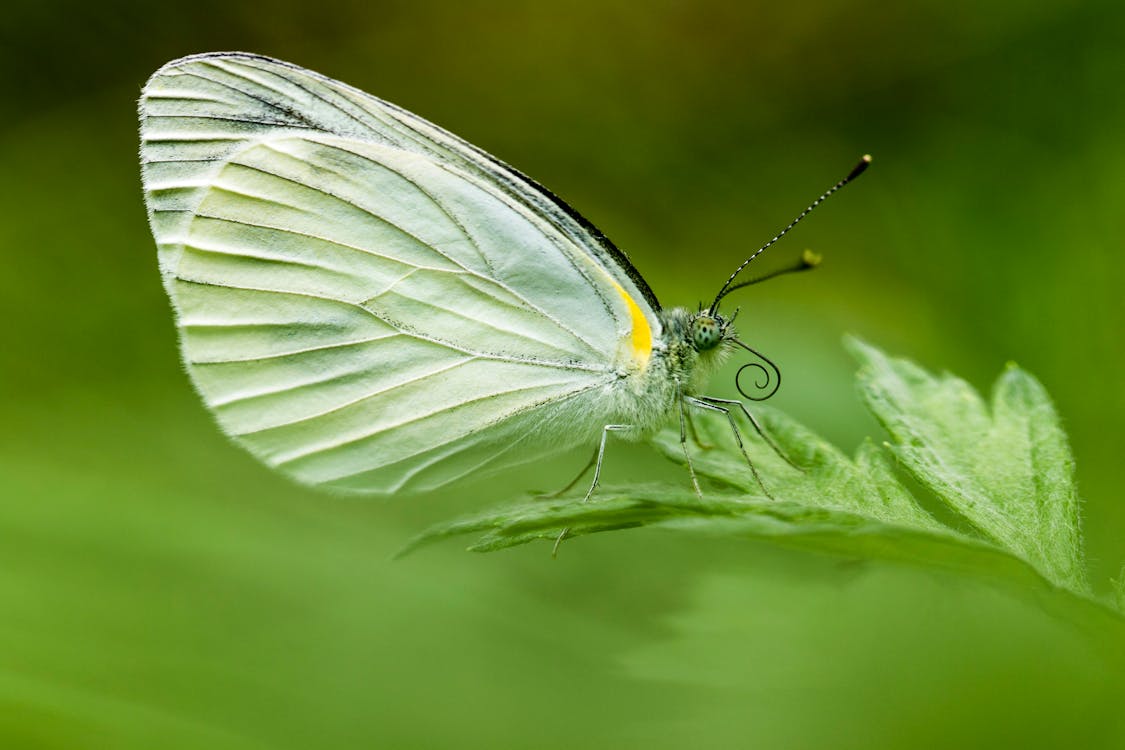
left=708, top=154, right=871, bottom=314
left=720, top=248, right=822, bottom=297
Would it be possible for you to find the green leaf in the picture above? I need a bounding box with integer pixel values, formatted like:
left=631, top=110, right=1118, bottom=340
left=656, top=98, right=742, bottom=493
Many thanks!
left=649, top=404, right=945, bottom=533
left=403, top=339, right=1105, bottom=619
left=847, top=338, right=1087, bottom=593
left=406, top=483, right=1003, bottom=567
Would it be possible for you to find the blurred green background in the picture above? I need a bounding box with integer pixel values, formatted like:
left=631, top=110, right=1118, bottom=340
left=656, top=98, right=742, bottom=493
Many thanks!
left=2, top=0, right=1123, bottom=747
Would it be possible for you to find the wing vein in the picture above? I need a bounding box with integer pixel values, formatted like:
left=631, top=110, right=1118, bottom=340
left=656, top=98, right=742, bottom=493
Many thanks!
left=222, top=147, right=605, bottom=357
left=144, top=113, right=317, bottom=130
left=189, top=333, right=398, bottom=364
left=305, top=140, right=605, bottom=356
left=217, top=59, right=385, bottom=138
left=388, top=388, right=590, bottom=490
left=271, top=377, right=602, bottom=465
left=214, top=157, right=461, bottom=267
left=216, top=351, right=470, bottom=409
left=170, top=67, right=310, bottom=124
left=173, top=278, right=604, bottom=372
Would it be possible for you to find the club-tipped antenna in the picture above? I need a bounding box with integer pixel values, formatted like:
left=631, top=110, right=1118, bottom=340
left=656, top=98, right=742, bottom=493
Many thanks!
left=708, top=154, right=871, bottom=314
left=721, top=248, right=822, bottom=297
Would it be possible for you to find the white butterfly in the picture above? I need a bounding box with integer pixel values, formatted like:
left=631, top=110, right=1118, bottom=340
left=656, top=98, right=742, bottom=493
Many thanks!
left=139, top=52, right=867, bottom=504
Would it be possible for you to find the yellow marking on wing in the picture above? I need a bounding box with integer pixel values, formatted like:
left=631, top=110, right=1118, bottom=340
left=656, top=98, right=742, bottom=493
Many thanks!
left=611, top=281, right=652, bottom=367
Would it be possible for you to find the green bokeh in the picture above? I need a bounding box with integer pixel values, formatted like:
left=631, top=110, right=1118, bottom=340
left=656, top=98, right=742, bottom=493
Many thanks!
left=2, top=1, right=1122, bottom=747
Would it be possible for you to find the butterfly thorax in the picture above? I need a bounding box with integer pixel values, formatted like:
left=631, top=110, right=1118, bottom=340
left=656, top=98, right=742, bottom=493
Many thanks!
left=613, top=308, right=733, bottom=435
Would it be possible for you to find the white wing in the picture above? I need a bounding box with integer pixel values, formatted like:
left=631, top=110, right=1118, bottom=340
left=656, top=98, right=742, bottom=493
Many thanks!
left=139, top=53, right=662, bottom=493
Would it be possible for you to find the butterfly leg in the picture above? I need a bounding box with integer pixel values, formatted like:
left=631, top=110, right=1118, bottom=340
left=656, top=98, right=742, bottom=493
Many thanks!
left=686, top=396, right=774, bottom=500
left=697, top=396, right=802, bottom=472
left=684, top=407, right=713, bottom=450
left=537, top=447, right=597, bottom=500
left=678, top=399, right=704, bottom=499
left=552, top=424, right=631, bottom=557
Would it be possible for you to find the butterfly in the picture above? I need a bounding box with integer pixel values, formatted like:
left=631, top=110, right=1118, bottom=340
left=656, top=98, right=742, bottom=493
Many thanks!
left=139, top=52, right=868, bottom=509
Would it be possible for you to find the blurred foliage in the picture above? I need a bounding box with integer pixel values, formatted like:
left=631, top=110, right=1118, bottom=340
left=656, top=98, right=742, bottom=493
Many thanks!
left=1, top=0, right=1123, bottom=747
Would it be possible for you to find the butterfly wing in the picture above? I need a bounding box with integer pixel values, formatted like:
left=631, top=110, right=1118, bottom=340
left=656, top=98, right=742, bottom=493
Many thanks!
left=140, top=53, right=661, bottom=493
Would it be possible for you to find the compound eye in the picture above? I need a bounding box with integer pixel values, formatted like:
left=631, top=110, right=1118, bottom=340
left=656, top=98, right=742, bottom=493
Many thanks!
left=692, top=317, right=722, bottom=351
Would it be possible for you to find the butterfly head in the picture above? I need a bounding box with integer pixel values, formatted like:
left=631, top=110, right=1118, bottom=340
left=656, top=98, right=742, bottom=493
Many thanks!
left=683, top=306, right=784, bottom=402
left=683, top=309, right=741, bottom=392
left=689, top=312, right=730, bottom=352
